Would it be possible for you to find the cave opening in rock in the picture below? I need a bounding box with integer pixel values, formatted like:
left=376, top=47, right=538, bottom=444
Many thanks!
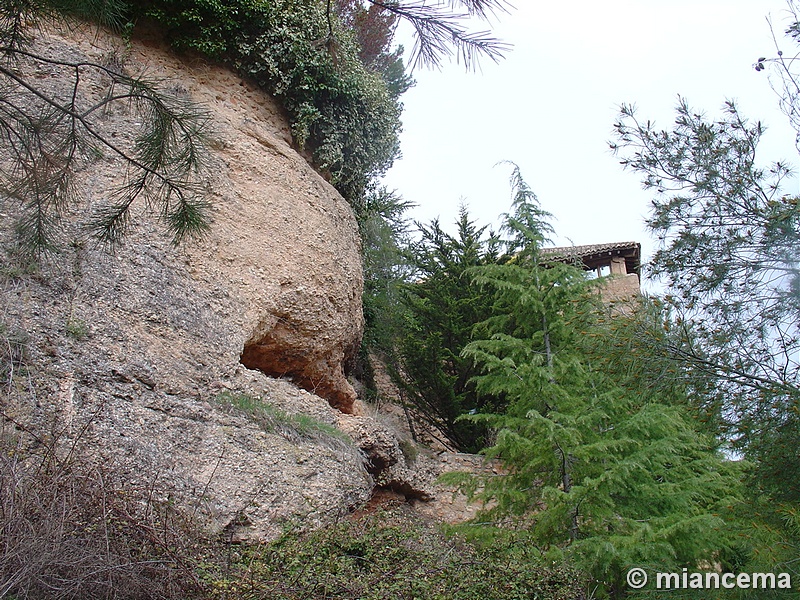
left=239, top=323, right=356, bottom=414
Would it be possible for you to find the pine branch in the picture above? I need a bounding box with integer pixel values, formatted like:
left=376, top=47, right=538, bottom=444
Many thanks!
left=0, top=42, right=210, bottom=254
left=366, top=0, right=512, bottom=71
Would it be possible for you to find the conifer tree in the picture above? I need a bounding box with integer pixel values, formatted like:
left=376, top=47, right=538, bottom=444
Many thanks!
left=611, top=96, right=800, bottom=599
left=393, top=205, right=498, bottom=451
left=447, top=167, right=743, bottom=598
left=358, top=185, right=415, bottom=395
left=360, top=0, right=511, bottom=71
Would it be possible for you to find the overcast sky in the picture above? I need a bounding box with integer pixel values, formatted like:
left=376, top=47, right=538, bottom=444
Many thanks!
left=382, top=0, right=799, bottom=282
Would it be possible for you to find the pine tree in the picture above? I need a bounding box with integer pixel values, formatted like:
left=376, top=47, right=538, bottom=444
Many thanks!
left=344, top=0, right=511, bottom=71
left=611, top=87, right=800, bottom=591
left=611, top=99, right=800, bottom=496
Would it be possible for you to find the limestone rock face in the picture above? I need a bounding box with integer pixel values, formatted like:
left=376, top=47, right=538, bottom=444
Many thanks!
left=47, top=25, right=363, bottom=410
left=0, top=25, right=370, bottom=538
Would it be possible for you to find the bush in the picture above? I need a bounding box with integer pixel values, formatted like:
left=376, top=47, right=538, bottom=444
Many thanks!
left=131, top=0, right=405, bottom=212
left=0, top=416, right=203, bottom=599
left=199, top=502, right=587, bottom=599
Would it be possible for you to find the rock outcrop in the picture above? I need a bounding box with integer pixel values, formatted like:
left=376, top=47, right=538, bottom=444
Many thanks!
left=0, top=24, right=402, bottom=540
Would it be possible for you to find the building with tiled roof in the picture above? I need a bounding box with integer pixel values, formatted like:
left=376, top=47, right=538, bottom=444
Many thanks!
left=543, top=241, right=641, bottom=301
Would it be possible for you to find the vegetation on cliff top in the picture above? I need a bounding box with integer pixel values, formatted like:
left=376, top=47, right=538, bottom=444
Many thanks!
left=128, top=0, right=508, bottom=212
left=131, top=0, right=407, bottom=211
left=0, top=0, right=509, bottom=255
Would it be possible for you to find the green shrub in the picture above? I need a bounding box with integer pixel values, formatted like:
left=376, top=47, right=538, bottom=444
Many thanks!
left=65, top=317, right=89, bottom=340
left=198, top=506, right=586, bottom=599
left=130, top=0, right=404, bottom=212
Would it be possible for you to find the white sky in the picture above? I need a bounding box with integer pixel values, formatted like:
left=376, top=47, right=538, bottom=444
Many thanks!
left=382, top=0, right=800, bottom=282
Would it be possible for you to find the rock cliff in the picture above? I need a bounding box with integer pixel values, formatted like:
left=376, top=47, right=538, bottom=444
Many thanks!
left=0, top=24, right=432, bottom=540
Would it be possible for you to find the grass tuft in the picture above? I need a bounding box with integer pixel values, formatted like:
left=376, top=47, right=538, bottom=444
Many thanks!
left=214, top=391, right=353, bottom=449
